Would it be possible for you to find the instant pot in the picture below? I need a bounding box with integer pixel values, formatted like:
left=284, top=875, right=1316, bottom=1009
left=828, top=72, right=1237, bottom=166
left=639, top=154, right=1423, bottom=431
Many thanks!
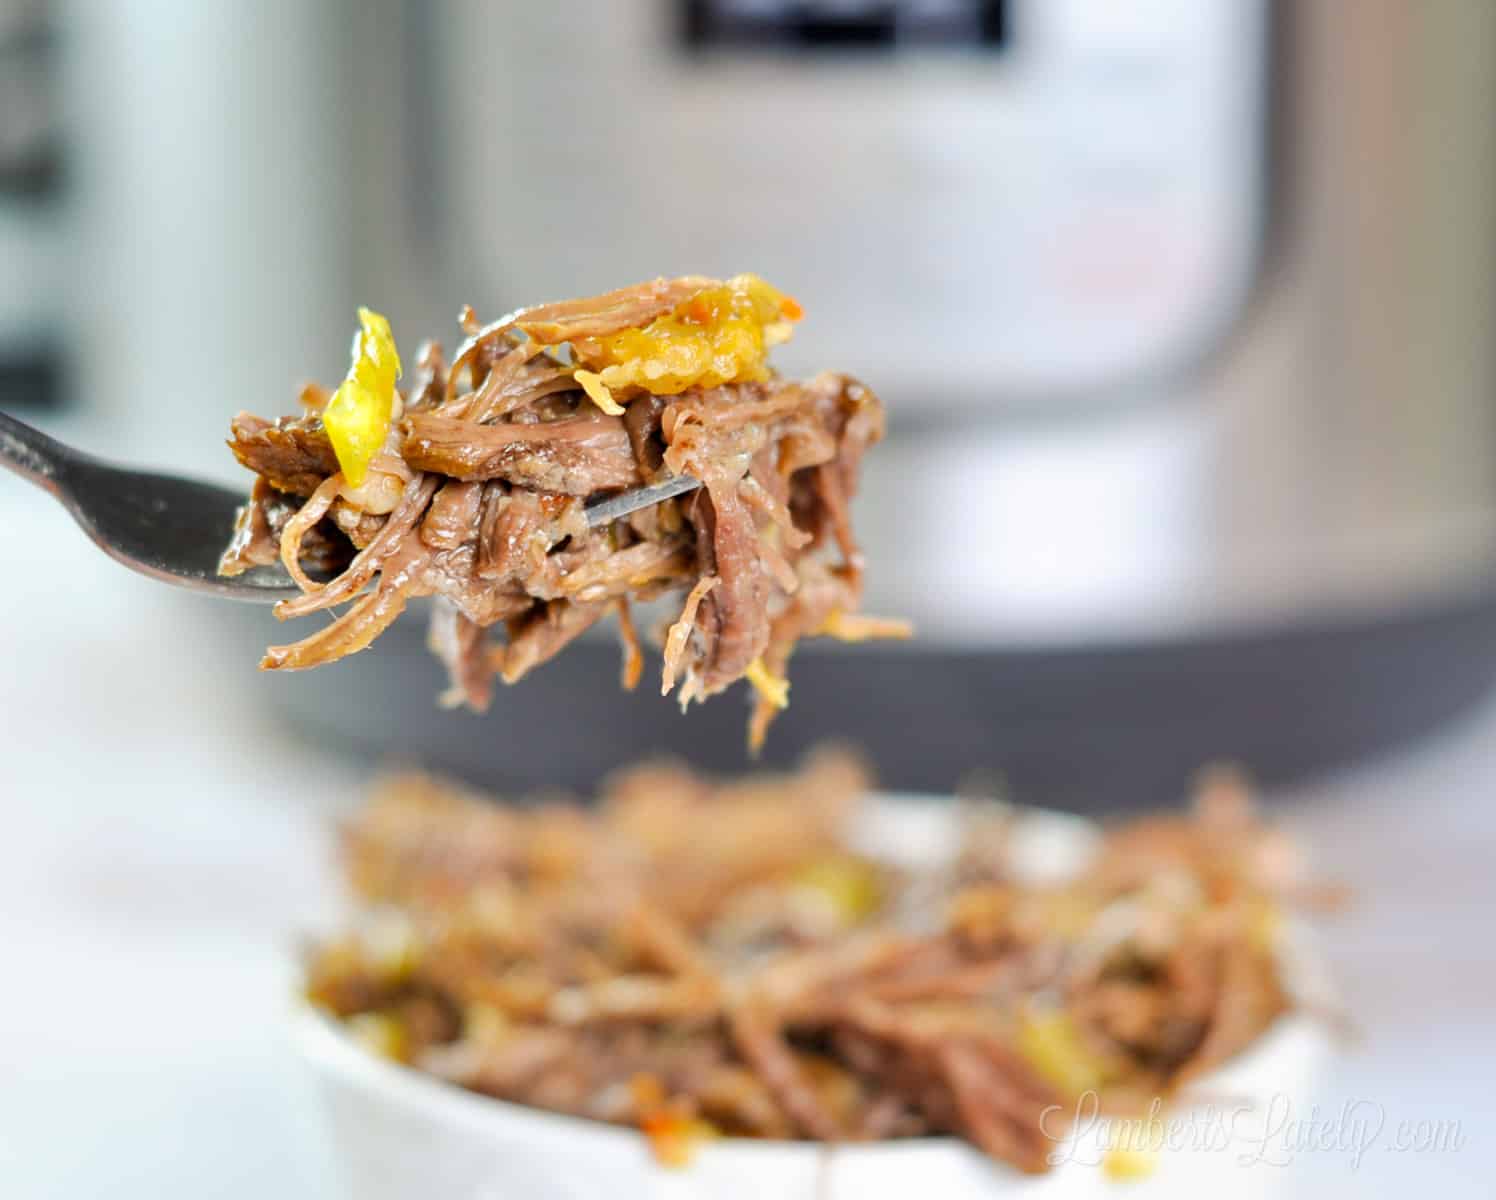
left=70, top=0, right=1496, bottom=805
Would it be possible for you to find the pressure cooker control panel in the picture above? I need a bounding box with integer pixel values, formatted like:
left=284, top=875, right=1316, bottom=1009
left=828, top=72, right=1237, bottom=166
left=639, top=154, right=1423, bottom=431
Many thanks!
left=681, top=0, right=1007, bottom=50
left=430, top=0, right=1268, bottom=407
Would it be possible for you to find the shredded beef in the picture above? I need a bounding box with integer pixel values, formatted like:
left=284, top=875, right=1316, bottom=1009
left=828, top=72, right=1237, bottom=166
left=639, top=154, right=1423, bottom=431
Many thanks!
left=305, top=754, right=1322, bottom=1174
left=402, top=411, right=643, bottom=493
left=220, top=277, right=908, bottom=746
left=227, top=413, right=338, bottom=496
left=219, top=478, right=352, bottom=577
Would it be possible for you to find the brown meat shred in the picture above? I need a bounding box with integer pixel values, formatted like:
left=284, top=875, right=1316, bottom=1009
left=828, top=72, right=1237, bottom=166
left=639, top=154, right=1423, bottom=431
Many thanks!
left=219, top=478, right=352, bottom=578
left=220, top=276, right=909, bottom=745
left=402, top=411, right=643, bottom=493
left=227, top=413, right=338, bottom=496
left=305, top=754, right=1325, bottom=1174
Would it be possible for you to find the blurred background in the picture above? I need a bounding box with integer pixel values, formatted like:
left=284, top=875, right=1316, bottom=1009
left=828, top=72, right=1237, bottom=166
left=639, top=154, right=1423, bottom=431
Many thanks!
left=6, top=0, right=1496, bottom=799
left=1, top=1, right=1492, bottom=1197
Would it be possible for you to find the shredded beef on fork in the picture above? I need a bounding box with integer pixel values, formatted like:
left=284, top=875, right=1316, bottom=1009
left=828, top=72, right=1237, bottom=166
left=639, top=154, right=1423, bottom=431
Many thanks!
left=222, top=275, right=909, bottom=746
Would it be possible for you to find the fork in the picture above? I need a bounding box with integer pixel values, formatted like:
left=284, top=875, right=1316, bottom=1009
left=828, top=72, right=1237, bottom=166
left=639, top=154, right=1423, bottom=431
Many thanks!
left=0, top=411, right=701, bottom=604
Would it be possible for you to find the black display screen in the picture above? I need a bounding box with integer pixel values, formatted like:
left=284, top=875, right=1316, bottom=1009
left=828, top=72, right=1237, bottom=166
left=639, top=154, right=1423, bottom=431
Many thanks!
left=681, top=0, right=1007, bottom=51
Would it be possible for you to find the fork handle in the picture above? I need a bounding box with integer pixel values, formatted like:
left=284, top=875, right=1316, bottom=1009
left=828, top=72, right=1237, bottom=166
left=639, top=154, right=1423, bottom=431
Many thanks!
left=0, top=410, right=71, bottom=495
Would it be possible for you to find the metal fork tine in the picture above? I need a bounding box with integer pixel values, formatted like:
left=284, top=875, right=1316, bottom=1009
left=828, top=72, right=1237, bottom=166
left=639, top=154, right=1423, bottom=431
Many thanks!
left=582, top=474, right=702, bottom=528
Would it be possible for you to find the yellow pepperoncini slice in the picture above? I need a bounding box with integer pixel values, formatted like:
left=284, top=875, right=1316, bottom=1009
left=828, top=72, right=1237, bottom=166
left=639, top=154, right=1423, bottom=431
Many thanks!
left=1016, top=1008, right=1111, bottom=1097
left=793, top=855, right=884, bottom=925
left=1103, top=1141, right=1162, bottom=1181
left=744, top=656, right=790, bottom=709
left=323, top=307, right=402, bottom=487
left=814, top=609, right=916, bottom=643
left=346, top=1012, right=409, bottom=1063
left=632, top=1073, right=718, bottom=1169
left=573, top=274, right=802, bottom=410
left=574, top=368, right=626, bottom=416
left=1248, top=897, right=1282, bottom=954
left=640, top=1112, right=718, bottom=1169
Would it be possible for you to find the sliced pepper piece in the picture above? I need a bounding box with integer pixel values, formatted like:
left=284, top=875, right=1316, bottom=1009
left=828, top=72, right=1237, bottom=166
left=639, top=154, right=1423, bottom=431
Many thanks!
left=323, top=306, right=402, bottom=487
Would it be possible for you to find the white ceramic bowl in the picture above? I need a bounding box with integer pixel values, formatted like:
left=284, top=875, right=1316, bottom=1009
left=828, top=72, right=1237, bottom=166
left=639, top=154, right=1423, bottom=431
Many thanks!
left=293, top=797, right=1333, bottom=1200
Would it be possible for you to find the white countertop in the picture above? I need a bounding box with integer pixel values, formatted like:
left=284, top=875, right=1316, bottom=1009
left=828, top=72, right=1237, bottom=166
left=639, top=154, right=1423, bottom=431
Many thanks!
left=0, top=458, right=1490, bottom=1197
